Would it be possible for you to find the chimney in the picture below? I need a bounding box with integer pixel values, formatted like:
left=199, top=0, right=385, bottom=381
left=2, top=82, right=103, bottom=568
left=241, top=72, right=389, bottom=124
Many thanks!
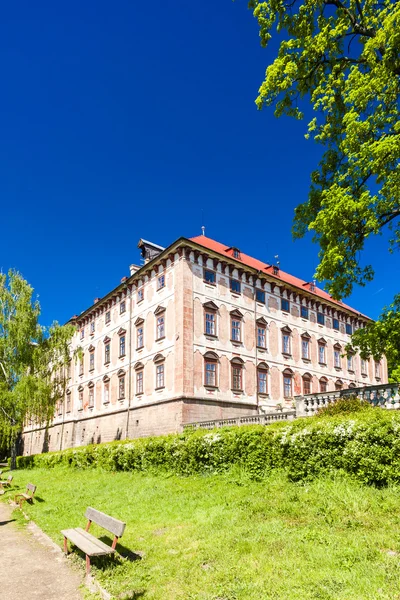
left=129, top=264, right=140, bottom=276
left=120, top=276, right=128, bottom=283
left=137, top=239, right=165, bottom=264
left=93, top=298, right=101, bottom=304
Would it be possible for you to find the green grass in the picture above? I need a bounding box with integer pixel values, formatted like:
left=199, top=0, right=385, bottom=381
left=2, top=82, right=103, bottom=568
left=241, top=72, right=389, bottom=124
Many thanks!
left=4, top=466, right=400, bottom=599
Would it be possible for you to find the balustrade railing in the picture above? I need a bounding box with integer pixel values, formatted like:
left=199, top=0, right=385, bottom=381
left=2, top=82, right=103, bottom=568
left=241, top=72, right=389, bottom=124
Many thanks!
left=183, top=409, right=296, bottom=431
left=296, top=383, right=400, bottom=417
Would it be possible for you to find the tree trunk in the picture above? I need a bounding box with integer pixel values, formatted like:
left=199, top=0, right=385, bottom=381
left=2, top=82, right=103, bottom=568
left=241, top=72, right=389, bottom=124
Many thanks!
left=10, top=431, right=22, bottom=470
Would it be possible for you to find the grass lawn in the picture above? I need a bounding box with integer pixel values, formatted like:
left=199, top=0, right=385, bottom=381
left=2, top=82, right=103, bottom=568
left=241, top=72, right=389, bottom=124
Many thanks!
left=3, top=466, right=400, bottom=599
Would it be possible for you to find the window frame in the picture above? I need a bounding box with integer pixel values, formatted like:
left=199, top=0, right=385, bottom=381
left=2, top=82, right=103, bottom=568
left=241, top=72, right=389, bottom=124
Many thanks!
left=281, top=327, right=292, bottom=356
left=120, top=300, right=126, bottom=314
left=302, top=373, right=312, bottom=395
left=230, top=278, right=241, bottom=294
left=318, top=338, right=327, bottom=364
left=89, top=349, right=95, bottom=372
left=320, top=377, right=328, bottom=393
left=317, top=312, right=325, bottom=326
left=137, top=288, right=144, bottom=303
left=231, top=359, right=244, bottom=392
left=204, top=352, right=218, bottom=388
left=157, top=273, right=165, bottom=290
left=301, top=306, right=309, bottom=319
left=256, top=289, right=265, bottom=304
left=104, top=337, right=111, bottom=365
left=283, top=369, right=293, bottom=398
left=204, top=269, right=216, bottom=285
left=105, top=310, right=111, bottom=324
left=333, top=318, right=339, bottom=330
left=346, top=323, right=353, bottom=335
left=257, top=363, right=269, bottom=396
left=156, top=363, right=165, bottom=389
left=281, top=298, right=290, bottom=313
left=301, top=333, right=311, bottom=360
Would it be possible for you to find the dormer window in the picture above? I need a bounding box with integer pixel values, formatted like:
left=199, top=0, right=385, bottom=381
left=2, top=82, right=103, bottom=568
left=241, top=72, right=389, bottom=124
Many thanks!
left=273, top=266, right=279, bottom=275
left=232, top=248, right=241, bottom=259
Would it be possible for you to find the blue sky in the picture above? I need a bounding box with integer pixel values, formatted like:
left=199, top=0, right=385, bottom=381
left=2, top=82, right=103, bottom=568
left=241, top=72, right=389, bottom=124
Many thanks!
left=0, top=0, right=397, bottom=325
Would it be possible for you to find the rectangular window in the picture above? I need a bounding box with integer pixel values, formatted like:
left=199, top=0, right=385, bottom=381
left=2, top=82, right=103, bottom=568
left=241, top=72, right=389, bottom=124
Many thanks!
left=361, top=359, right=367, bottom=375
left=120, top=301, right=126, bottom=314
left=258, top=370, right=268, bottom=395
left=90, top=321, right=95, bottom=334
left=104, top=343, right=110, bottom=364
left=301, top=306, right=309, bottom=319
left=105, top=311, right=111, bottom=324
left=256, top=289, right=265, bottom=303
left=205, top=362, right=217, bottom=387
left=375, top=361, right=381, bottom=379
left=80, top=328, right=84, bottom=340
left=79, top=359, right=84, bottom=376
left=89, top=388, right=94, bottom=408
left=347, top=355, right=353, bottom=371
left=157, top=274, right=165, bottom=290
left=136, top=371, right=143, bottom=395
left=205, top=312, right=216, bottom=336
left=67, top=360, right=72, bottom=379
left=281, top=298, right=290, bottom=312
left=318, top=344, right=326, bottom=364
left=119, top=376, right=125, bottom=399
left=282, top=333, right=291, bottom=355
left=231, top=319, right=241, bottom=342
left=119, top=335, right=126, bottom=357
left=346, top=323, right=353, bottom=335
left=137, top=326, right=144, bottom=349
left=66, top=394, right=71, bottom=413
left=89, top=352, right=94, bottom=371
left=230, top=279, right=241, bottom=294
left=303, top=378, right=311, bottom=395
left=317, top=312, right=325, bottom=325
left=302, top=339, right=309, bottom=360
left=103, top=382, right=110, bottom=404
left=257, top=326, right=266, bottom=349
left=156, top=315, right=165, bottom=340
left=78, top=391, right=83, bottom=410
left=204, top=269, right=216, bottom=285
left=333, top=318, right=339, bottom=330
left=283, top=376, right=292, bottom=398
left=334, top=350, right=341, bottom=368
left=137, top=288, right=144, bottom=302
left=156, top=364, right=165, bottom=388
left=232, top=366, right=243, bottom=391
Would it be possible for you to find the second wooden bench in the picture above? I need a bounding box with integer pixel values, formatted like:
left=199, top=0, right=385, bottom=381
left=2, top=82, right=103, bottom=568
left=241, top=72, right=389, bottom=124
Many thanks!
left=61, top=507, right=126, bottom=574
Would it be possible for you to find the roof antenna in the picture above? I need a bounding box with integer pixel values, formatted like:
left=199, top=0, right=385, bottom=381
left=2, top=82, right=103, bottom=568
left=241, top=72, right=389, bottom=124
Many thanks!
left=274, top=254, right=280, bottom=268
left=201, top=209, right=205, bottom=236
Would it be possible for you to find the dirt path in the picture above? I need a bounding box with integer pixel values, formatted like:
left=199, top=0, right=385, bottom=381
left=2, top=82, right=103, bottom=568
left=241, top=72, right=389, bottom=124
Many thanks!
left=0, top=502, right=83, bottom=599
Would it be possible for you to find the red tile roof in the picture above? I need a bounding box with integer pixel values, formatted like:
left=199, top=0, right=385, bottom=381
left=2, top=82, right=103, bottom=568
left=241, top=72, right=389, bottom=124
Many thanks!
left=190, top=235, right=369, bottom=320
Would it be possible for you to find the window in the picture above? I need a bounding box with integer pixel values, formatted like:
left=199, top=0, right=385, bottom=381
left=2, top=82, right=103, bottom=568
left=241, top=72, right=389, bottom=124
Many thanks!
left=89, top=350, right=95, bottom=372
left=156, top=364, right=165, bottom=389
left=346, top=323, right=353, bottom=335
left=256, top=289, right=265, bottom=303
left=257, top=364, right=269, bottom=395
left=120, top=300, right=126, bottom=314
left=67, top=360, right=72, bottom=379
left=281, top=298, right=289, bottom=312
left=205, top=311, right=216, bottom=336
left=119, top=335, right=126, bottom=357
left=232, top=248, right=241, bottom=259
left=335, top=380, right=343, bottom=391
left=136, top=370, right=144, bottom=395
left=136, top=324, right=144, bottom=349
left=231, top=359, right=243, bottom=391
left=137, top=288, right=144, bottom=302
left=303, top=374, right=311, bottom=395
left=204, top=269, right=216, bottom=285
left=334, top=347, right=341, bottom=368
left=78, top=389, right=83, bottom=410
left=320, top=377, right=328, bottom=393
left=301, top=306, right=309, bottom=319
left=118, top=374, right=126, bottom=399
left=333, top=318, right=339, bottom=330
left=301, top=334, right=310, bottom=360
left=230, top=279, right=241, bottom=294
left=104, top=340, right=111, bottom=364
left=105, top=311, right=111, bottom=324
left=103, top=380, right=110, bottom=404
left=283, top=370, right=293, bottom=398
left=317, top=312, right=325, bottom=325
left=88, top=385, right=94, bottom=408
left=80, top=328, right=84, bottom=340
left=349, top=382, right=357, bottom=389
left=79, top=358, right=84, bottom=376
left=90, top=321, right=95, bottom=334
left=318, top=341, right=326, bottom=364
left=282, top=327, right=292, bottom=355
left=347, top=354, right=354, bottom=371
left=361, top=358, right=367, bottom=375
left=66, top=392, right=71, bottom=413
left=256, top=318, right=267, bottom=349
left=157, top=274, right=165, bottom=290
left=204, top=353, right=218, bottom=388
left=231, top=319, right=241, bottom=342
left=375, top=361, right=381, bottom=379
left=156, top=315, right=165, bottom=340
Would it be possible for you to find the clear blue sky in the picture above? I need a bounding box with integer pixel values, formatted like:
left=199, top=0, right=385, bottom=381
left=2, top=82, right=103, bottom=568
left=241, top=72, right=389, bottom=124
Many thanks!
left=0, top=0, right=397, bottom=325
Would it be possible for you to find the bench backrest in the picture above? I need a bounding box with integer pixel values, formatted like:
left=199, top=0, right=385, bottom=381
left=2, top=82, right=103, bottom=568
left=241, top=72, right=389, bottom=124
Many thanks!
left=26, top=483, right=36, bottom=494
left=7, top=475, right=12, bottom=483
left=85, top=507, right=126, bottom=538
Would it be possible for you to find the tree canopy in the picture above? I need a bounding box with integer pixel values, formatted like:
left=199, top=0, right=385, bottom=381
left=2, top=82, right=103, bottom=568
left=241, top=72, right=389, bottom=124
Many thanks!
left=0, top=270, right=74, bottom=461
left=249, top=0, right=399, bottom=375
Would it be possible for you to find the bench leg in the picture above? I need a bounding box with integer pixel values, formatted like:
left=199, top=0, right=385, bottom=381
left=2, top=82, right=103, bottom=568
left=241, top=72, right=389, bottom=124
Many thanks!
left=86, top=555, right=91, bottom=575
left=63, top=537, right=69, bottom=555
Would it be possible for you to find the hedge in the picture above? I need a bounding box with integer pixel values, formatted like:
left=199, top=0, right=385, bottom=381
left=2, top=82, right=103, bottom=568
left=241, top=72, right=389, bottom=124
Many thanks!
left=16, top=409, right=400, bottom=486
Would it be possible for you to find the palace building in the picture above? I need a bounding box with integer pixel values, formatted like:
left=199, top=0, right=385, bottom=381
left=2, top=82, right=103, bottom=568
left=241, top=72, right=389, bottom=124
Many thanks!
left=22, top=234, right=387, bottom=455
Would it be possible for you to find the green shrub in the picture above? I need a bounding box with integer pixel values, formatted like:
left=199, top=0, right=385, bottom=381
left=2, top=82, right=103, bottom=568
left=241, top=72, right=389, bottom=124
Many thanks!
left=16, top=409, right=400, bottom=487
left=317, top=396, right=374, bottom=417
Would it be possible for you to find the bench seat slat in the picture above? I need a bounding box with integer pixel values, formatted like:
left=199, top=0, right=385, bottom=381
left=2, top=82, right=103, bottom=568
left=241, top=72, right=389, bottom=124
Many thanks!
left=61, top=527, right=116, bottom=557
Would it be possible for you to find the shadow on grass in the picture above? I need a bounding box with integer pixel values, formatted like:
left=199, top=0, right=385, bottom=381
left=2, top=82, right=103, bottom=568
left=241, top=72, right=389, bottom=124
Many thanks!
left=33, top=495, right=45, bottom=503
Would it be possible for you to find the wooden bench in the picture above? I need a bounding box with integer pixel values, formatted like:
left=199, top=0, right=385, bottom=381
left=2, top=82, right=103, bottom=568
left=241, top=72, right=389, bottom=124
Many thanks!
left=0, top=475, right=13, bottom=494
left=14, top=483, right=37, bottom=507
left=61, top=507, right=126, bottom=574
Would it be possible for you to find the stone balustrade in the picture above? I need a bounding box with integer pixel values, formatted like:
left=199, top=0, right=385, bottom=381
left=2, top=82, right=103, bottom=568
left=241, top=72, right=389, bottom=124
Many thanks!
left=183, top=409, right=296, bottom=431
left=296, top=382, right=400, bottom=417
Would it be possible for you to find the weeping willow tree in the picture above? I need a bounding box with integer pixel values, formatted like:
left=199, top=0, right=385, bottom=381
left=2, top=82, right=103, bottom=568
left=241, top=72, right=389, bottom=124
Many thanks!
left=0, top=270, right=75, bottom=467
